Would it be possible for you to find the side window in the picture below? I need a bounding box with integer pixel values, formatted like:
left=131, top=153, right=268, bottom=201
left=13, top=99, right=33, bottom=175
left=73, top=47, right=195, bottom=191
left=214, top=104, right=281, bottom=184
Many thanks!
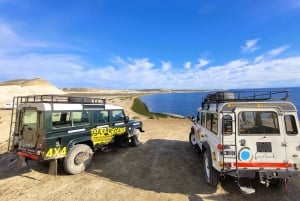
left=284, top=115, right=298, bottom=135
left=206, top=113, right=218, bottom=134
left=200, top=112, right=205, bottom=127
left=206, top=113, right=211, bottom=130
left=72, top=111, right=89, bottom=126
left=196, top=112, right=200, bottom=122
left=52, top=112, right=71, bottom=128
left=211, top=113, right=218, bottom=134
left=94, top=110, right=109, bottom=124
left=52, top=111, right=89, bottom=128
left=112, top=110, right=125, bottom=122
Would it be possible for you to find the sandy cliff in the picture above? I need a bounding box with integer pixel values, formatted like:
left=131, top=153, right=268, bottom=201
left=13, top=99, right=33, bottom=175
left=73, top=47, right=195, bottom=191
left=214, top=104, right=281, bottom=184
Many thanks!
left=0, top=78, right=64, bottom=106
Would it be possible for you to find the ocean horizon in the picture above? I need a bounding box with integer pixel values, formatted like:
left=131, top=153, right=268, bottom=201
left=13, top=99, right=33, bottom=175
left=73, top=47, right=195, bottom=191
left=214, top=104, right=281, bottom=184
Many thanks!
left=141, top=87, right=300, bottom=118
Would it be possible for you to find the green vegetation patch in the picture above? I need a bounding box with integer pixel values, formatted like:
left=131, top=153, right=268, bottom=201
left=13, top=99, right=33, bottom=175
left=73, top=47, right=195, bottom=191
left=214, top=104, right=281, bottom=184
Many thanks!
left=131, top=97, right=169, bottom=118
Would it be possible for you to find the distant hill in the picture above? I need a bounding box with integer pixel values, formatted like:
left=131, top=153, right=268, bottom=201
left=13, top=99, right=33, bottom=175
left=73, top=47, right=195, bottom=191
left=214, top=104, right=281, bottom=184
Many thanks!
left=0, top=78, right=64, bottom=106
left=0, top=78, right=53, bottom=87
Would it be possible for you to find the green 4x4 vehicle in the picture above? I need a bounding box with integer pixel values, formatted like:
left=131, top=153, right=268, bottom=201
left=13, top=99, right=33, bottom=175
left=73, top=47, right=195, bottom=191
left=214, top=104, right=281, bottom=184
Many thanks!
left=8, top=95, right=144, bottom=175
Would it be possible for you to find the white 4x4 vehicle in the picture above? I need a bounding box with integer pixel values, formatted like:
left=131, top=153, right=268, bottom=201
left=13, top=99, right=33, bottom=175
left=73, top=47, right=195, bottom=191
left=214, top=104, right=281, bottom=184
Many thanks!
left=189, top=90, right=300, bottom=193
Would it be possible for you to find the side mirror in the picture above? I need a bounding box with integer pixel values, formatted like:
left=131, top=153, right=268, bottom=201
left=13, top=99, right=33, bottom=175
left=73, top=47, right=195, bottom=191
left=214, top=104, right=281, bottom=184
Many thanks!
left=191, top=117, right=195, bottom=122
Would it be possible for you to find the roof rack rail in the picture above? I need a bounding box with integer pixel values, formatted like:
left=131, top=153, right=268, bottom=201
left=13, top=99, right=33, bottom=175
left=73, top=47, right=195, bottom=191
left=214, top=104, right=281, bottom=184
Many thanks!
left=16, top=95, right=106, bottom=104
left=203, top=90, right=290, bottom=105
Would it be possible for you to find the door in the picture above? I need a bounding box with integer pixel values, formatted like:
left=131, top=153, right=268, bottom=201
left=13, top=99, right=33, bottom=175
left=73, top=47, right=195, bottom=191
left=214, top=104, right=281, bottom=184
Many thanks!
left=282, top=113, right=300, bottom=170
left=194, top=111, right=208, bottom=143
left=20, top=107, right=39, bottom=149
left=110, top=109, right=127, bottom=135
left=234, top=108, right=287, bottom=169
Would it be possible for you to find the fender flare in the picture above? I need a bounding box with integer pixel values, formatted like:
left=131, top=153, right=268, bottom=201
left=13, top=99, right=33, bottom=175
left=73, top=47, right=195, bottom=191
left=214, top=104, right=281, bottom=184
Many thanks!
left=202, top=141, right=211, bottom=153
left=67, top=136, right=94, bottom=151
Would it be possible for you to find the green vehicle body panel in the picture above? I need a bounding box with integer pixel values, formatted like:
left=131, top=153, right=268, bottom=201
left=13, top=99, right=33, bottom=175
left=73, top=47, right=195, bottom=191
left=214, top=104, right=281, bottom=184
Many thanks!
left=11, top=96, right=143, bottom=162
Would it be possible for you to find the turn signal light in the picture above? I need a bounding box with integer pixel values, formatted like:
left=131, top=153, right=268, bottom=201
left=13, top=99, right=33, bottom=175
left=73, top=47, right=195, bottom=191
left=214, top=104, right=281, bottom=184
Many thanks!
left=217, top=144, right=223, bottom=150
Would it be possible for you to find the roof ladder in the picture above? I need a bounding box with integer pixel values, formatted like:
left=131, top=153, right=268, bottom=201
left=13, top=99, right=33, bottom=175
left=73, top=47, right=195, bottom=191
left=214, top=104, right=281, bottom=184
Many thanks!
left=7, top=97, right=19, bottom=152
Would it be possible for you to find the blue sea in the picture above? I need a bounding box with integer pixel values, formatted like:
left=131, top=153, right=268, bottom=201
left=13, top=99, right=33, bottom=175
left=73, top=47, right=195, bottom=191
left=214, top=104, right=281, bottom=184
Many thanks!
left=141, top=87, right=300, bottom=118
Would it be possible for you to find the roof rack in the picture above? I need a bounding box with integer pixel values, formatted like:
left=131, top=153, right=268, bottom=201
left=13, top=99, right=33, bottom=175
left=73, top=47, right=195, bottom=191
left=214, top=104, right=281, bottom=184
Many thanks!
left=15, top=95, right=106, bottom=104
left=203, top=90, right=290, bottom=105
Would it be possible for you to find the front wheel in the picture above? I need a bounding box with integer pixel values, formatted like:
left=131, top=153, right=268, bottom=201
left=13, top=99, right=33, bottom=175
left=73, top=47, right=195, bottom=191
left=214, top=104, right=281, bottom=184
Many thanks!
left=203, top=150, right=220, bottom=187
left=130, top=135, right=141, bottom=147
left=117, top=135, right=129, bottom=148
left=64, top=144, right=93, bottom=175
left=130, top=129, right=141, bottom=147
left=189, top=132, right=197, bottom=147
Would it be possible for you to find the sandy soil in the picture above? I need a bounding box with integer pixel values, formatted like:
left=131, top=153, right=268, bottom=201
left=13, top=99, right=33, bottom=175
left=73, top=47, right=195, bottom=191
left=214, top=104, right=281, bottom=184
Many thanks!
left=1, top=91, right=300, bottom=200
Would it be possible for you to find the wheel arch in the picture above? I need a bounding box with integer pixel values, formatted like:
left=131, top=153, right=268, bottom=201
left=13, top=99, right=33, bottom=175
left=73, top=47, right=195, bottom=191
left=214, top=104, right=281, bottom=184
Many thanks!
left=202, top=142, right=211, bottom=153
left=190, top=126, right=195, bottom=134
left=67, top=136, right=94, bottom=151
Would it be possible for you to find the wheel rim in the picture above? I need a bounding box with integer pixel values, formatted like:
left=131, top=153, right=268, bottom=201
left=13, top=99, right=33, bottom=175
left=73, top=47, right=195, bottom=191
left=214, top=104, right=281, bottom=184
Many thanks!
left=74, top=151, right=89, bottom=165
left=204, top=155, right=210, bottom=179
left=190, top=133, right=197, bottom=145
left=134, top=135, right=140, bottom=143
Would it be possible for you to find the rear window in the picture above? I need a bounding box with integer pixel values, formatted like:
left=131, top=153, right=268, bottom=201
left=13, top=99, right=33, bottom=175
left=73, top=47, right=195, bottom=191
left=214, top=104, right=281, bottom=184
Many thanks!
left=239, top=111, right=279, bottom=135
left=22, top=108, right=38, bottom=129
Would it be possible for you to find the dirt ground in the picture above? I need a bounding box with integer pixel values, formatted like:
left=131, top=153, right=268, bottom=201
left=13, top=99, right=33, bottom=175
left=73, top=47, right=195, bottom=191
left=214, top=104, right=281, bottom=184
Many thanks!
left=1, top=97, right=300, bottom=201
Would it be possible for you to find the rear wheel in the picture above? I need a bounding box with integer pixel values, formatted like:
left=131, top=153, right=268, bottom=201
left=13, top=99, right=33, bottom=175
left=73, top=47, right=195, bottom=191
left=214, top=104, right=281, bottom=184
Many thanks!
left=203, top=150, right=220, bottom=187
left=270, top=178, right=285, bottom=188
left=64, top=144, right=93, bottom=175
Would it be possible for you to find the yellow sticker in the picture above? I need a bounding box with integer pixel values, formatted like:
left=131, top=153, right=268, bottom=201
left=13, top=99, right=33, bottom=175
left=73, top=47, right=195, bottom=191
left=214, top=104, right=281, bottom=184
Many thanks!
left=91, top=127, right=126, bottom=145
left=45, top=147, right=67, bottom=158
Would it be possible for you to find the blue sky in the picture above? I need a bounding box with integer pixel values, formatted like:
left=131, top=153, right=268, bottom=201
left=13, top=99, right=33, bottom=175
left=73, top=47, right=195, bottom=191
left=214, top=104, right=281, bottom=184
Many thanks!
left=0, top=0, right=300, bottom=89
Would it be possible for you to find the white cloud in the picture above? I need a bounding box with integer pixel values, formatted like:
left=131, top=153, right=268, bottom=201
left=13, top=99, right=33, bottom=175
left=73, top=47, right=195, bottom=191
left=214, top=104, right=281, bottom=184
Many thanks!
left=1, top=52, right=300, bottom=89
left=184, top=62, right=191, bottom=69
left=127, top=58, right=154, bottom=71
left=0, top=22, right=300, bottom=89
left=253, top=45, right=289, bottom=63
left=195, top=59, right=209, bottom=68
left=254, top=55, right=265, bottom=63
left=242, top=38, right=260, bottom=53
left=267, top=45, right=289, bottom=56
left=161, top=61, right=171, bottom=71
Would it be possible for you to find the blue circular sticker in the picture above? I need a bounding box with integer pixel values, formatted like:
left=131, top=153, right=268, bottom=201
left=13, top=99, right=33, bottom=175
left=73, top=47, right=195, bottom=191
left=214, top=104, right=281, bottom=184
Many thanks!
left=239, top=147, right=252, bottom=161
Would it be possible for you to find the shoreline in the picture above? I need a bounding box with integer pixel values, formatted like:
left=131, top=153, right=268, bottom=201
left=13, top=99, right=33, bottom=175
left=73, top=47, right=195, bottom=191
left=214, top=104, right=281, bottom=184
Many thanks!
left=131, top=96, right=187, bottom=119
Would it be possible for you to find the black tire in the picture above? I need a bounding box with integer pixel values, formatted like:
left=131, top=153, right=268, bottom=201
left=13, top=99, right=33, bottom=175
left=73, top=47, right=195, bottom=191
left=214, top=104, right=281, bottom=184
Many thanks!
left=189, top=132, right=201, bottom=152
left=118, top=136, right=129, bottom=148
left=203, top=150, right=220, bottom=187
left=64, top=144, right=93, bottom=175
left=270, top=178, right=285, bottom=188
left=189, top=131, right=197, bottom=147
left=130, top=135, right=141, bottom=147
left=130, top=129, right=141, bottom=147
